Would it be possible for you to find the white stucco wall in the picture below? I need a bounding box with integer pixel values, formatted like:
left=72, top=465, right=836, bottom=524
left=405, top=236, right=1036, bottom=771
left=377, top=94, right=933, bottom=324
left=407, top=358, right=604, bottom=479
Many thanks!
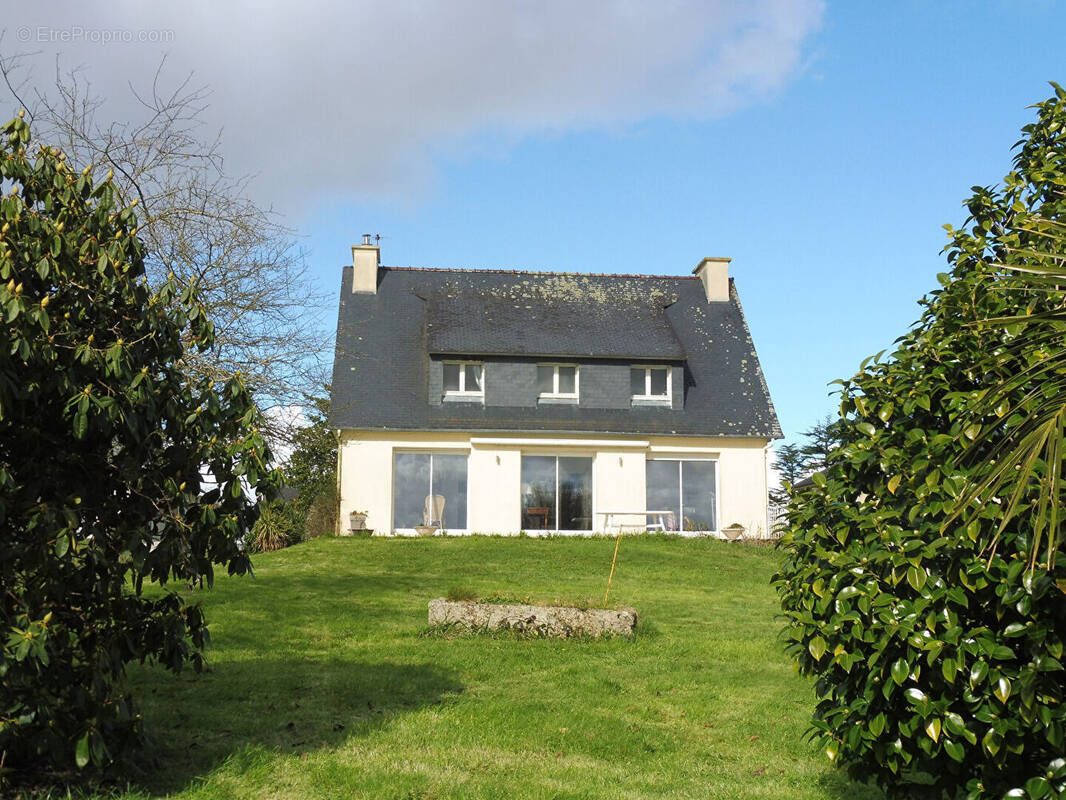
left=336, top=430, right=771, bottom=538
left=468, top=445, right=521, bottom=533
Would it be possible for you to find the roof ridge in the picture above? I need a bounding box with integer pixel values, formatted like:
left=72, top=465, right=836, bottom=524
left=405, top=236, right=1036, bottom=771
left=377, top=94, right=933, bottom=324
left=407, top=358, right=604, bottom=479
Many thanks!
left=379, top=265, right=699, bottom=280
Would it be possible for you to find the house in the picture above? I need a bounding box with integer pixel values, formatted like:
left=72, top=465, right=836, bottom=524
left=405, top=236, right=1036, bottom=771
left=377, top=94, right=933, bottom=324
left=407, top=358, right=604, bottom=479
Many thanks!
left=329, top=239, right=781, bottom=537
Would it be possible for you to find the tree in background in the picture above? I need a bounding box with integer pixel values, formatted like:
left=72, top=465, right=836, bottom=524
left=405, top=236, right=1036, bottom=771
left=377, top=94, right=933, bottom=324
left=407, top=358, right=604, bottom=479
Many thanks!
left=799, top=413, right=845, bottom=474
left=770, top=442, right=809, bottom=505
left=775, top=87, right=1066, bottom=799
left=0, top=114, right=277, bottom=784
left=769, top=419, right=844, bottom=505
left=284, top=391, right=338, bottom=538
left=242, top=392, right=337, bottom=552
left=0, top=56, right=330, bottom=439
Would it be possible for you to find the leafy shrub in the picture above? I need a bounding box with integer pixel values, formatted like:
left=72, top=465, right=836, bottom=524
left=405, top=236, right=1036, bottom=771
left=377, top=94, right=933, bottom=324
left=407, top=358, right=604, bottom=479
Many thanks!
left=246, top=501, right=301, bottom=552
left=775, top=88, right=1066, bottom=799
left=0, top=115, right=277, bottom=784
left=285, top=391, right=336, bottom=525
left=303, top=483, right=338, bottom=539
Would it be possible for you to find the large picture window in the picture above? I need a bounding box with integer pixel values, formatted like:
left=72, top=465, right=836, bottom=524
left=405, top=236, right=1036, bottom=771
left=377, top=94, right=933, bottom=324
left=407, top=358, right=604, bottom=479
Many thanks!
left=646, top=459, right=716, bottom=532
left=393, top=453, right=468, bottom=530
left=521, top=455, right=592, bottom=531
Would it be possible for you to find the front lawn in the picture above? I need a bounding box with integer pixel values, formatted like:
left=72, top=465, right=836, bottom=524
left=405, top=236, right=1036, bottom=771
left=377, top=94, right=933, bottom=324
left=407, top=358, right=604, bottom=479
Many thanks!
left=116, top=535, right=882, bottom=800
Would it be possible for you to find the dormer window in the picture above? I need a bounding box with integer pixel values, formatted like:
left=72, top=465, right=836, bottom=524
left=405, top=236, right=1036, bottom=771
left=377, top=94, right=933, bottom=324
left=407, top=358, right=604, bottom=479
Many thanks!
left=537, top=364, right=579, bottom=401
left=631, top=366, right=671, bottom=402
left=443, top=361, right=484, bottom=398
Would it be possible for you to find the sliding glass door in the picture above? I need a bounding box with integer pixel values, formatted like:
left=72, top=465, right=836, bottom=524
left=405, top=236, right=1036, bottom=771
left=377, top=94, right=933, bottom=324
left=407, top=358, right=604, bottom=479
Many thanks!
left=521, top=455, right=593, bottom=531
left=393, top=453, right=468, bottom=530
left=645, top=459, right=716, bottom=532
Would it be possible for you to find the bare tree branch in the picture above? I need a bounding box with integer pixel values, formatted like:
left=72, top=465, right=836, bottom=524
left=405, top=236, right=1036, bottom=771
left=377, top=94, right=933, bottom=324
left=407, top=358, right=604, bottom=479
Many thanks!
left=0, top=52, right=331, bottom=443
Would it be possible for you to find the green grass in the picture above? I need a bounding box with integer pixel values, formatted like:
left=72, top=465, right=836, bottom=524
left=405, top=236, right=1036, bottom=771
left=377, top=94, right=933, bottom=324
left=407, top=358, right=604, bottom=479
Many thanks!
left=442, top=585, right=621, bottom=609
left=113, top=535, right=884, bottom=800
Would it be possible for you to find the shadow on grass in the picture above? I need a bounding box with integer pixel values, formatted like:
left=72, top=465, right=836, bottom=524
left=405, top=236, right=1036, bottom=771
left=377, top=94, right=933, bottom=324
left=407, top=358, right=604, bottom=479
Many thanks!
left=128, top=657, right=463, bottom=795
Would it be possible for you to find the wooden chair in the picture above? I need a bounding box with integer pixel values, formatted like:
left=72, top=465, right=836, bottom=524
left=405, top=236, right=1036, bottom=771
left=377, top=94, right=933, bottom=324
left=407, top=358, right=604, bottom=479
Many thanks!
left=526, top=507, right=550, bottom=529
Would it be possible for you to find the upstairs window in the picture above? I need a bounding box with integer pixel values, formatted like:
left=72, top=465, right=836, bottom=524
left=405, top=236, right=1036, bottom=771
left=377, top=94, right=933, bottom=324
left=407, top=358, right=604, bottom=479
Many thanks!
left=537, top=364, right=579, bottom=400
left=443, top=361, right=484, bottom=398
left=631, top=366, right=671, bottom=401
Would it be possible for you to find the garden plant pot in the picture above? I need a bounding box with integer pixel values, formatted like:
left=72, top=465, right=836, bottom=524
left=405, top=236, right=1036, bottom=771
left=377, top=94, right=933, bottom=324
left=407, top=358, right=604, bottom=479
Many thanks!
left=722, top=524, right=745, bottom=541
left=414, top=524, right=438, bottom=537
left=349, top=512, right=367, bottom=531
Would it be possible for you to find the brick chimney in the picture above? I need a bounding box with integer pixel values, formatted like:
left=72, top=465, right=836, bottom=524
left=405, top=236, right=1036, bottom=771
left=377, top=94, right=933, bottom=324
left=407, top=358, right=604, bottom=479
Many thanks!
left=692, top=257, right=731, bottom=302
left=351, top=234, right=380, bottom=293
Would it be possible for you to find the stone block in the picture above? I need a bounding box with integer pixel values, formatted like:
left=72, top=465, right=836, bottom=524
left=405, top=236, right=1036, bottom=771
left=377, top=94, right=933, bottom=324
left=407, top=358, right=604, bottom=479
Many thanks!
left=427, top=598, right=637, bottom=637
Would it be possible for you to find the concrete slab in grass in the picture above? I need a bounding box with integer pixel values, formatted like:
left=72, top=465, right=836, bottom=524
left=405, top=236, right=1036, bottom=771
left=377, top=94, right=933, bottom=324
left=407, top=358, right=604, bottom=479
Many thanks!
left=428, top=597, right=637, bottom=637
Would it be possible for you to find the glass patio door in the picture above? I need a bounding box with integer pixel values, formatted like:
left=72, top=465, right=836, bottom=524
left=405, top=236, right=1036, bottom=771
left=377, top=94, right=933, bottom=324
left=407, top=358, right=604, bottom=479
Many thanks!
left=393, top=453, right=468, bottom=530
left=645, top=459, right=716, bottom=532
left=520, top=455, right=593, bottom=531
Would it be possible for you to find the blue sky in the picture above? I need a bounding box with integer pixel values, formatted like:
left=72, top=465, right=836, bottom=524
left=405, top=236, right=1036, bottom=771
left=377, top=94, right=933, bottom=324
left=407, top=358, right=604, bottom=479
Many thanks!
left=6, top=1, right=1064, bottom=446
left=304, top=2, right=1064, bottom=446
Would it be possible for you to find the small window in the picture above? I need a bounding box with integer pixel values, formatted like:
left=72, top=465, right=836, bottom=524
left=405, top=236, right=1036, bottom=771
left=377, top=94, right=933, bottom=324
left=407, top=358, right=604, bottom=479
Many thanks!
left=537, top=364, right=579, bottom=399
left=631, top=366, right=671, bottom=400
left=443, top=361, right=484, bottom=397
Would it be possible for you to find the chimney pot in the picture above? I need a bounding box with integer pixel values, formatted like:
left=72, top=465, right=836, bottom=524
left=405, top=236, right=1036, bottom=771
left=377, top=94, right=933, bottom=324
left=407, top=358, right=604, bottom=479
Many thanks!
left=363, top=233, right=372, bottom=245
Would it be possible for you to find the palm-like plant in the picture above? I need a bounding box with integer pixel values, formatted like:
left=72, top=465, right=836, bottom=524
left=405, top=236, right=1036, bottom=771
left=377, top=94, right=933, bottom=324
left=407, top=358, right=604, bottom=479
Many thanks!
left=950, top=86, right=1066, bottom=570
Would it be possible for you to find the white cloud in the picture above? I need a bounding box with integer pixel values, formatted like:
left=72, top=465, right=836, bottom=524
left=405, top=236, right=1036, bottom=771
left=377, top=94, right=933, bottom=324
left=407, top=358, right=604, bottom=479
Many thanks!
left=3, top=0, right=823, bottom=209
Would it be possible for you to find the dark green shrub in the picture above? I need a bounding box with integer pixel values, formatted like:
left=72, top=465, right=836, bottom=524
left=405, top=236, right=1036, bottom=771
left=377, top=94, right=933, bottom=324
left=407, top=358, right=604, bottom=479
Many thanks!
left=0, top=115, right=277, bottom=784
left=303, top=483, right=338, bottom=538
left=246, top=500, right=301, bottom=552
left=775, top=88, right=1066, bottom=799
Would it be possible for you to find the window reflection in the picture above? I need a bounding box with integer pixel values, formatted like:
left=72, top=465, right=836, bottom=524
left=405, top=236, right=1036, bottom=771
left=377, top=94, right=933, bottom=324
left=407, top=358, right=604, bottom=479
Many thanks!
left=645, top=460, right=716, bottom=531
left=557, top=366, right=576, bottom=394
left=443, top=364, right=460, bottom=392
left=464, top=364, right=483, bottom=391
left=649, top=368, right=668, bottom=396
left=521, top=455, right=592, bottom=530
left=681, top=461, right=715, bottom=531
left=536, top=366, right=554, bottom=394
left=558, top=456, right=592, bottom=530
left=393, top=453, right=468, bottom=530
left=646, top=460, right=680, bottom=530
left=521, top=455, right=556, bottom=530
left=630, top=368, right=645, bottom=396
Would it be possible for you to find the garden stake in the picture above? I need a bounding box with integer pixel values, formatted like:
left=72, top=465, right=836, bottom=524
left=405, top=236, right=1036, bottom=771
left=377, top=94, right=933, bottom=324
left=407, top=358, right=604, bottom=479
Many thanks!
left=603, top=525, right=624, bottom=606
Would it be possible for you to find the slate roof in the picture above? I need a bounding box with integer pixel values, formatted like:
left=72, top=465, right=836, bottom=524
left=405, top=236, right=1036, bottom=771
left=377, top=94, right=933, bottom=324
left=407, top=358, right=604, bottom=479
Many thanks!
left=425, top=292, right=685, bottom=360
left=330, top=266, right=781, bottom=439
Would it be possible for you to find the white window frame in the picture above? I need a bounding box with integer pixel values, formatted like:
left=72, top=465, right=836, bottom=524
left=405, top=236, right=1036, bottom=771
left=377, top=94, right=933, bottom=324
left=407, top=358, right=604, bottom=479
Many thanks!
left=632, top=365, right=672, bottom=401
left=442, top=360, right=485, bottom=398
left=537, top=363, right=580, bottom=399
